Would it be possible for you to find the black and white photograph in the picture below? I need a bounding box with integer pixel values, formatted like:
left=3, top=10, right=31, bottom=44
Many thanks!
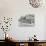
left=19, top=14, right=35, bottom=27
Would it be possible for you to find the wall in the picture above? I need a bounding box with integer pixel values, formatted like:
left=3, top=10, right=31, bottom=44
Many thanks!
left=0, top=0, right=46, bottom=40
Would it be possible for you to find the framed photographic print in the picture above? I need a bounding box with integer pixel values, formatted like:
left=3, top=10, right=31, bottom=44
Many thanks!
left=18, top=14, right=35, bottom=27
